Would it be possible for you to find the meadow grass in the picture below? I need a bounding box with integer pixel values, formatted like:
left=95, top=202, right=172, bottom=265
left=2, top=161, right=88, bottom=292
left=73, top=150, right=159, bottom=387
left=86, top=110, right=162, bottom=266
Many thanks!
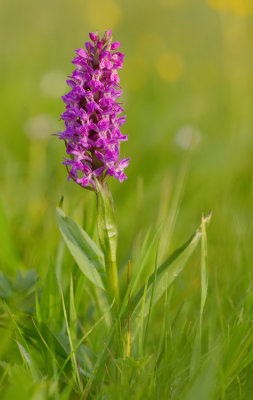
left=1, top=0, right=253, bottom=398
left=0, top=173, right=252, bottom=399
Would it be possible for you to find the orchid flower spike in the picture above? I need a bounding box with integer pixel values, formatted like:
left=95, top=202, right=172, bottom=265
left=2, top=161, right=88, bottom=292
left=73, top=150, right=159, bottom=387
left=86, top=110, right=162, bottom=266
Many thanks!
left=58, top=30, right=129, bottom=190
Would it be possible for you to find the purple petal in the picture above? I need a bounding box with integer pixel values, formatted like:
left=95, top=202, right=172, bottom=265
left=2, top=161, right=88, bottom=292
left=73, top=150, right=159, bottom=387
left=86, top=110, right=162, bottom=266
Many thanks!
left=59, top=30, right=128, bottom=189
left=111, top=41, right=121, bottom=50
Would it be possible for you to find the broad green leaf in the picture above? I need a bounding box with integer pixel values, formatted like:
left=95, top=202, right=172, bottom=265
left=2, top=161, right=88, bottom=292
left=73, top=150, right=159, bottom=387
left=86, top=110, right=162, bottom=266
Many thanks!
left=56, top=207, right=105, bottom=291
left=128, top=212, right=212, bottom=340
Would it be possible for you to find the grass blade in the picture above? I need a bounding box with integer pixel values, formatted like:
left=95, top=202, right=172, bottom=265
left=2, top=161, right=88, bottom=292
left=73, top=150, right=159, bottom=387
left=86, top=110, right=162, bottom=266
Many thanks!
left=128, top=212, right=212, bottom=341
left=69, top=275, right=77, bottom=349
left=190, top=213, right=209, bottom=378
left=143, top=240, right=159, bottom=351
left=201, top=213, right=208, bottom=318
left=59, top=285, right=83, bottom=392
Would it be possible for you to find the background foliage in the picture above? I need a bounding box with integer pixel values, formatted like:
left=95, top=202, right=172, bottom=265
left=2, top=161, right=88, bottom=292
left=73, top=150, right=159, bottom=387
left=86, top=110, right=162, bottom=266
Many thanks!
left=0, top=0, right=253, bottom=398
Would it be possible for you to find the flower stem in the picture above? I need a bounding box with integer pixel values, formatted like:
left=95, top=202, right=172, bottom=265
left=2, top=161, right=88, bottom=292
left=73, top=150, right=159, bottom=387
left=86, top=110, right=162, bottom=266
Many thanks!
left=95, top=179, right=120, bottom=307
left=105, top=257, right=119, bottom=307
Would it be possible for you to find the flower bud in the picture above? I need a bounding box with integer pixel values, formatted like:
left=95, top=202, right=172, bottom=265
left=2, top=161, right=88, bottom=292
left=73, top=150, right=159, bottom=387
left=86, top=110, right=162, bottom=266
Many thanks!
left=89, top=32, right=98, bottom=43
left=111, top=41, right=121, bottom=50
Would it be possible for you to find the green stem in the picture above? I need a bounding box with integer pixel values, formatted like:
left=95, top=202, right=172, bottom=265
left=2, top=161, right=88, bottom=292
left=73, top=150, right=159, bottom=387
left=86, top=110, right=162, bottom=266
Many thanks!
left=105, top=257, right=119, bottom=307
left=95, top=178, right=120, bottom=308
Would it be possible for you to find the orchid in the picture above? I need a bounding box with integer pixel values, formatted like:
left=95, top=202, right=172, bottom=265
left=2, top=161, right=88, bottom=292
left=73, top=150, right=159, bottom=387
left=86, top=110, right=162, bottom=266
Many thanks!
left=59, top=30, right=129, bottom=189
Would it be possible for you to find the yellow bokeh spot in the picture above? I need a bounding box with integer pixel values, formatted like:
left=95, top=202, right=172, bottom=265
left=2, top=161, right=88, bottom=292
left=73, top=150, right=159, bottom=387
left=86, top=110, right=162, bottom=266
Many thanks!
left=207, top=0, right=253, bottom=16
left=156, top=52, right=184, bottom=83
left=231, top=0, right=253, bottom=16
left=207, top=0, right=229, bottom=11
left=86, top=0, right=122, bottom=30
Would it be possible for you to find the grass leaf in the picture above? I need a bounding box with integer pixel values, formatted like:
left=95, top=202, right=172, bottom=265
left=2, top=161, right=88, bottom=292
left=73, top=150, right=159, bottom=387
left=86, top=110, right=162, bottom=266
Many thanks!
left=69, top=275, right=77, bottom=348
left=128, top=212, right=212, bottom=341
left=190, top=213, right=209, bottom=378
left=60, top=285, right=83, bottom=391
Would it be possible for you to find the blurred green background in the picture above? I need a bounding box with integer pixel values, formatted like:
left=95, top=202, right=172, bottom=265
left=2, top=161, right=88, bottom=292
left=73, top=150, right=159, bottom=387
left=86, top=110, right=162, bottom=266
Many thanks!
left=0, top=0, right=253, bottom=293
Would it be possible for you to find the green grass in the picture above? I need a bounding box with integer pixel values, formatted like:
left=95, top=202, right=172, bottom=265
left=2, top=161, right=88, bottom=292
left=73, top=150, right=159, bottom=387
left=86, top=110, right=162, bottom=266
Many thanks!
left=1, top=197, right=252, bottom=399
left=1, top=0, right=253, bottom=398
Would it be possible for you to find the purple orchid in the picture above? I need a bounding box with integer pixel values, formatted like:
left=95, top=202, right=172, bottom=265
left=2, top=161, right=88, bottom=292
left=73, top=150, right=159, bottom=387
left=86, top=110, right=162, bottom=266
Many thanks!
left=58, top=30, right=129, bottom=189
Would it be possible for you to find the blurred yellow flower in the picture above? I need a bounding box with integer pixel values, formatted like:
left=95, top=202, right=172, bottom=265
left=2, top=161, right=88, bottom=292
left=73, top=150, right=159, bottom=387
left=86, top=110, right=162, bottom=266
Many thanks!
left=156, top=52, right=184, bottom=83
left=207, top=0, right=229, bottom=11
left=207, top=0, right=253, bottom=16
left=230, top=0, right=253, bottom=15
left=85, top=0, right=122, bottom=29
